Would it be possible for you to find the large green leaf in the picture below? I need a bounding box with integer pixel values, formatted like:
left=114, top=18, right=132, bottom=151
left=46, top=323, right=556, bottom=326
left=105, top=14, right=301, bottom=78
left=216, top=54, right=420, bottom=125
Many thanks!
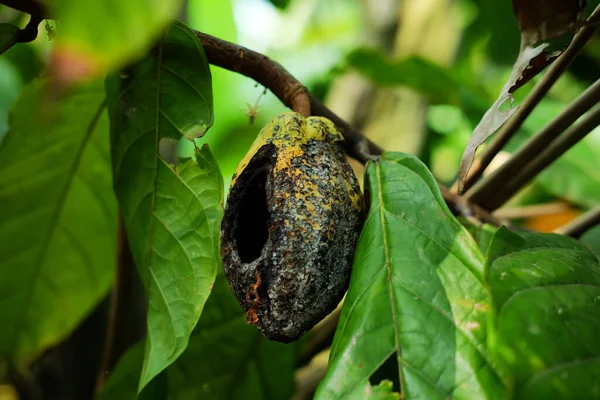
left=105, top=21, right=217, bottom=391
left=0, top=23, right=18, bottom=55
left=581, top=225, right=600, bottom=259
left=166, top=271, right=298, bottom=400
left=486, top=228, right=600, bottom=399
left=99, top=273, right=297, bottom=400
left=0, top=78, right=116, bottom=365
left=53, top=0, right=184, bottom=81
left=316, top=152, right=509, bottom=399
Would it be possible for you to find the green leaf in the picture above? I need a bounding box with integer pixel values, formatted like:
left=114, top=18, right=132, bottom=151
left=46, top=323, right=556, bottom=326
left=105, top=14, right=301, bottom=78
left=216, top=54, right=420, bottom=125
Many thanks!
left=98, top=343, right=146, bottom=400
left=0, top=23, right=19, bottom=55
left=346, top=49, right=460, bottom=104
left=316, top=152, right=509, bottom=400
left=53, top=0, right=184, bottom=81
left=581, top=225, right=600, bottom=259
left=97, top=343, right=167, bottom=400
left=167, top=271, right=298, bottom=400
left=267, top=0, right=291, bottom=9
left=105, top=20, right=217, bottom=391
left=0, top=56, right=23, bottom=141
left=100, top=273, right=297, bottom=399
left=458, top=218, right=499, bottom=255
left=0, top=78, right=116, bottom=365
left=486, top=228, right=600, bottom=398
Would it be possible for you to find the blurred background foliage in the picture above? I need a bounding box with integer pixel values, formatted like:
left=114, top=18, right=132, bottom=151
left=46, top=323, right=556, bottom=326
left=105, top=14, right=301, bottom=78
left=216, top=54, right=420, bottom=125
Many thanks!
left=0, top=0, right=599, bottom=398
left=1, top=0, right=598, bottom=225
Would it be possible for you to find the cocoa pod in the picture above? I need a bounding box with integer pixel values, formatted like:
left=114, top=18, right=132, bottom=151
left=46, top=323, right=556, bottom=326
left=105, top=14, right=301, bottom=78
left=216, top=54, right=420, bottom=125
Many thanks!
left=220, top=112, right=364, bottom=342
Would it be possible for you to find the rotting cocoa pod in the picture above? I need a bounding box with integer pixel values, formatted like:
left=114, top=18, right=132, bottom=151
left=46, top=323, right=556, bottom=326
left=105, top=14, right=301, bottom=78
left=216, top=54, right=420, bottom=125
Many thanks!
left=220, top=112, right=364, bottom=343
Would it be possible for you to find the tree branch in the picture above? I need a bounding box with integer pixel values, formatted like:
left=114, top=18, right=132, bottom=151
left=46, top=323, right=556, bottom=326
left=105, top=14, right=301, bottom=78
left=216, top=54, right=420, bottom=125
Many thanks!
left=554, top=206, right=600, bottom=238
left=484, top=105, right=600, bottom=210
left=460, top=4, right=600, bottom=194
left=194, top=31, right=382, bottom=164
left=466, top=78, right=600, bottom=205
left=194, top=31, right=504, bottom=226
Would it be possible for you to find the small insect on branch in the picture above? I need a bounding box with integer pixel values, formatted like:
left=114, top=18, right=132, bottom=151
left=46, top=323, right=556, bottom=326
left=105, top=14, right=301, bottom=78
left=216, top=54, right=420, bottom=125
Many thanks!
left=246, top=86, right=268, bottom=124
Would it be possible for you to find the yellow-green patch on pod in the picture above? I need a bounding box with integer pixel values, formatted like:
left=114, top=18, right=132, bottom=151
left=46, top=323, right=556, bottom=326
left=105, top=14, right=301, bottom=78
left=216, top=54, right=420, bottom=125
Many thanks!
left=220, top=112, right=364, bottom=342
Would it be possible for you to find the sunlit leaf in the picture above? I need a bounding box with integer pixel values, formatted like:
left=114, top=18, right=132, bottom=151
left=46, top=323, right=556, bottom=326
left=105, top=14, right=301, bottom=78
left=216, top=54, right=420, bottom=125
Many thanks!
left=486, top=228, right=600, bottom=398
left=0, top=78, right=116, bottom=365
left=105, top=20, right=217, bottom=391
left=52, top=0, right=184, bottom=82
left=316, top=152, right=509, bottom=400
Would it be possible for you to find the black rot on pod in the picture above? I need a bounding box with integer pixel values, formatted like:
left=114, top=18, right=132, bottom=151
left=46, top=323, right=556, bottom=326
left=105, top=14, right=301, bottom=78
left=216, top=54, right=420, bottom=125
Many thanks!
left=220, top=112, right=364, bottom=342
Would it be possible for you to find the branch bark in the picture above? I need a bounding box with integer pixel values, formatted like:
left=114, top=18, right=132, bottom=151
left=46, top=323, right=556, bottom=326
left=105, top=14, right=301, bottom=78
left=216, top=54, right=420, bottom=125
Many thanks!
left=554, top=206, right=600, bottom=238
left=195, top=31, right=382, bottom=163
left=483, top=105, right=600, bottom=210
left=460, top=4, right=600, bottom=194
left=466, top=78, right=600, bottom=205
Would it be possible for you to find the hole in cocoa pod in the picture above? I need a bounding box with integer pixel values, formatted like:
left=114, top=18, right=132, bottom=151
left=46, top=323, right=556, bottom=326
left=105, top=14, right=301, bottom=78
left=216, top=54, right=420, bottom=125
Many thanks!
left=232, top=169, right=270, bottom=263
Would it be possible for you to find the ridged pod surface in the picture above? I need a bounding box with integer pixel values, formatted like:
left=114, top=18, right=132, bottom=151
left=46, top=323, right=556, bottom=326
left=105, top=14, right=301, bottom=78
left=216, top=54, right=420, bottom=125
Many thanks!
left=220, top=112, right=364, bottom=342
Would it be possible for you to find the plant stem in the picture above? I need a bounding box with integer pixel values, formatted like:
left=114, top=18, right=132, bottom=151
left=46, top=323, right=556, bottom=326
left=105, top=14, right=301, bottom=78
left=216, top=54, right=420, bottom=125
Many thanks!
left=554, top=206, right=600, bottom=238
left=467, top=78, right=600, bottom=205
left=194, top=31, right=382, bottom=163
left=494, top=202, right=572, bottom=219
left=95, top=214, right=135, bottom=391
left=484, top=105, right=600, bottom=210
left=460, top=4, right=600, bottom=194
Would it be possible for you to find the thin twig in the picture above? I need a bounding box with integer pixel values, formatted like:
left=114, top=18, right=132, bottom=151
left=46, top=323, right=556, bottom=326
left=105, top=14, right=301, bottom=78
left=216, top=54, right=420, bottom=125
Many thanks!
left=460, top=4, right=600, bottom=194
left=494, top=202, right=572, bottom=219
left=484, top=105, right=600, bottom=210
left=95, top=214, right=134, bottom=391
left=194, top=31, right=382, bottom=163
left=439, top=185, right=508, bottom=227
left=467, top=78, right=600, bottom=205
left=554, top=206, right=600, bottom=238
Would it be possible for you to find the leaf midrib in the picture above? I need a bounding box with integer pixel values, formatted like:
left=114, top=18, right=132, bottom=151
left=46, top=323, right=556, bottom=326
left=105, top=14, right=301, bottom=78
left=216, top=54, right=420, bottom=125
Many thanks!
left=377, top=162, right=406, bottom=396
left=11, top=100, right=107, bottom=355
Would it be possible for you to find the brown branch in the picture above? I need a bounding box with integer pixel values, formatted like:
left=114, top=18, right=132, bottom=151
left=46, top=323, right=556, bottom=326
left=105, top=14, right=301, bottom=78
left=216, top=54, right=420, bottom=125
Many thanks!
left=466, top=78, right=600, bottom=205
left=195, top=31, right=382, bottom=164
left=195, top=32, right=505, bottom=225
left=95, top=214, right=135, bottom=391
left=195, top=33, right=310, bottom=116
left=554, top=206, right=600, bottom=238
left=460, top=4, right=600, bottom=194
left=484, top=105, right=600, bottom=210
